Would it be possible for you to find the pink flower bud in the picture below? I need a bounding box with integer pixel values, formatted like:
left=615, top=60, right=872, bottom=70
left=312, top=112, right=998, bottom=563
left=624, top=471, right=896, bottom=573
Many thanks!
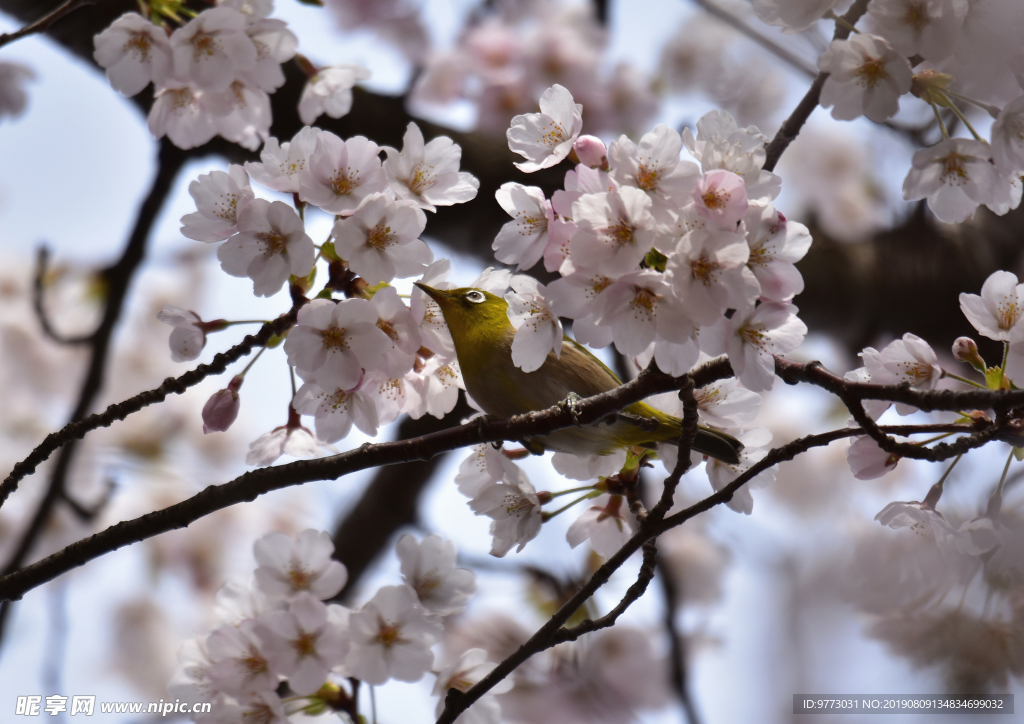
left=952, top=336, right=979, bottom=362
left=202, top=376, right=242, bottom=433
left=572, top=135, right=607, bottom=168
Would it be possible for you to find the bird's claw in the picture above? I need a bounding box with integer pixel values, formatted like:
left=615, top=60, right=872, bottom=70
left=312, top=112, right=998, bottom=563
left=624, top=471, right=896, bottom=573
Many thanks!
left=558, top=392, right=584, bottom=426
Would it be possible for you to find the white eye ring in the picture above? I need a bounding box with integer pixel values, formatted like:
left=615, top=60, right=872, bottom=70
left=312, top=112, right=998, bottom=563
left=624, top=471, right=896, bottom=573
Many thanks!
left=466, top=291, right=485, bottom=304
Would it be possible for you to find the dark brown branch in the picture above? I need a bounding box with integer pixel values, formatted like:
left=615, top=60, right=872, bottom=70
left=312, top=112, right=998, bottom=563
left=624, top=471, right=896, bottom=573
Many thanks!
left=658, top=560, right=702, bottom=724
left=33, top=247, right=93, bottom=345
left=0, top=0, right=97, bottom=49
left=762, top=0, right=870, bottom=172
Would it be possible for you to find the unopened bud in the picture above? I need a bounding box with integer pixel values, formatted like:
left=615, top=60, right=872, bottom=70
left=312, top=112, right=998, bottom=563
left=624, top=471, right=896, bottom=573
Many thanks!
left=202, top=376, right=243, bottom=433
left=572, top=135, right=608, bottom=169
left=952, top=336, right=984, bottom=369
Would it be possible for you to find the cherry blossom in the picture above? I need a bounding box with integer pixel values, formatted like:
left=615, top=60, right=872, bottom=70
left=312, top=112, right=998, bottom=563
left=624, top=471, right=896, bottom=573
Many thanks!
left=507, top=84, right=583, bottom=172
left=213, top=580, right=274, bottom=627
left=591, top=270, right=696, bottom=358
left=875, top=500, right=960, bottom=543
left=570, top=187, right=660, bottom=276
left=168, top=637, right=216, bottom=704
left=156, top=305, right=207, bottom=362
left=847, top=436, right=900, bottom=479
left=492, top=183, right=555, bottom=271
left=411, top=260, right=456, bottom=358
left=682, top=110, right=780, bottom=204
left=701, top=301, right=808, bottom=392
left=382, top=122, right=479, bottom=211
left=254, top=593, right=349, bottom=695
left=551, top=449, right=627, bottom=482
left=744, top=205, right=812, bottom=302
left=817, top=34, right=913, bottom=123
left=283, top=298, right=393, bottom=390
left=367, top=373, right=409, bottom=426
left=705, top=427, right=775, bottom=514
left=693, top=169, right=749, bottom=230
left=170, top=8, right=257, bottom=94
left=396, top=534, right=477, bottom=615
left=455, top=444, right=528, bottom=498
left=212, top=692, right=288, bottom=724
left=202, top=382, right=241, bottom=434
left=693, top=378, right=762, bottom=431
left=469, top=473, right=544, bottom=557
left=546, top=265, right=615, bottom=347
left=0, top=61, right=33, bottom=120
left=608, top=124, right=700, bottom=223
left=666, top=227, right=758, bottom=324
left=345, top=584, right=443, bottom=685
left=878, top=334, right=943, bottom=413
left=299, top=131, right=388, bottom=215
left=406, top=357, right=464, bottom=419
left=246, top=409, right=336, bottom=466
left=254, top=529, right=349, bottom=602
left=959, top=270, right=1024, bottom=342
left=371, top=286, right=422, bottom=377
left=903, top=138, right=1015, bottom=223
left=432, top=648, right=509, bottom=724
left=180, top=165, right=254, bottom=242
left=216, top=199, right=315, bottom=297
left=244, top=126, right=321, bottom=193
left=298, top=64, right=371, bottom=125
left=572, top=135, right=608, bottom=168
left=293, top=378, right=380, bottom=443
left=332, top=194, right=431, bottom=285
left=208, top=80, right=271, bottom=151
left=93, top=12, right=172, bottom=96
left=868, top=0, right=968, bottom=60
left=243, top=18, right=297, bottom=92
left=845, top=347, right=899, bottom=421
left=505, top=275, right=563, bottom=372
left=206, top=620, right=278, bottom=697
left=148, top=84, right=218, bottom=150
left=991, top=95, right=1024, bottom=175
left=566, top=495, right=634, bottom=558
left=752, top=0, right=840, bottom=32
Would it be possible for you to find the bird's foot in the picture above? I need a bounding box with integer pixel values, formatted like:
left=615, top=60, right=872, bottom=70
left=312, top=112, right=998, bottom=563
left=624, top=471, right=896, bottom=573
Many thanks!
left=558, top=392, right=584, bottom=426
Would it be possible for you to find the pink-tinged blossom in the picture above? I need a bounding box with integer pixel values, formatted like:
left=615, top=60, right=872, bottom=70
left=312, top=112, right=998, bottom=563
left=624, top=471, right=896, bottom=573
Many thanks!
left=635, top=335, right=702, bottom=377
left=299, top=131, right=387, bottom=215
left=682, top=110, right=780, bottom=204
left=332, top=194, right=431, bottom=285
left=848, top=436, right=899, bottom=479
left=0, top=61, right=33, bottom=120
left=507, top=83, right=583, bottom=172
left=455, top=444, right=528, bottom=499
left=170, top=7, right=257, bottom=94
left=845, top=348, right=897, bottom=420
left=991, top=95, right=1024, bottom=175
left=217, top=199, right=315, bottom=297
left=818, top=34, right=913, bottom=123
left=411, top=259, right=456, bottom=358
left=469, top=475, right=544, bottom=557
left=546, top=265, right=615, bottom=319
left=213, top=692, right=289, bottom=724
left=432, top=649, right=509, bottom=724
left=879, top=333, right=943, bottom=398
left=752, top=0, right=840, bottom=32
left=218, top=0, right=274, bottom=21
left=243, top=18, right=297, bottom=93
left=382, top=122, right=479, bottom=211
left=299, top=64, right=371, bottom=125
left=701, top=301, right=807, bottom=392
left=202, top=384, right=241, bottom=434
left=591, top=270, right=696, bottom=358
left=148, top=84, right=218, bottom=149
left=566, top=495, right=634, bottom=557
left=255, top=593, right=350, bottom=695
left=246, top=410, right=336, bottom=466
left=505, top=275, right=563, bottom=372
left=744, top=205, right=812, bottom=302
left=903, top=138, right=1015, bottom=223
left=293, top=378, right=380, bottom=443
left=693, top=169, right=748, bottom=231
left=397, top=534, right=477, bottom=616
left=206, top=620, right=278, bottom=698
left=573, top=135, right=607, bottom=168
left=180, top=164, right=254, bottom=242
left=254, top=529, right=349, bottom=602
left=406, top=357, right=464, bottom=419
left=168, top=637, right=216, bottom=704
left=666, top=228, right=759, bottom=325
left=371, top=286, right=422, bottom=377
left=345, top=585, right=443, bottom=685
left=367, top=373, right=409, bottom=426
left=866, top=0, right=968, bottom=61
left=609, top=124, right=701, bottom=223
left=207, top=80, right=271, bottom=151
left=875, top=500, right=959, bottom=542
left=959, top=270, right=1024, bottom=342
left=213, top=581, right=273, bottom=628
left=705, top=427, right=775, bottom=514
left=492, top=183, right=555, bottom=271
left=693, top=378, right=762, bottom=431
left=571, top=187, right=659, bottom=276
left=244, top=126, right=321, bottom=193
left=551, top=449, right=627, bottom=481
left=952, top=336, right=980, bottom=364
left=93, top=13, right=172, bottom=96
left=284, top=298, right=393, bottom=390
left=156, top=304, right=207, bottom=362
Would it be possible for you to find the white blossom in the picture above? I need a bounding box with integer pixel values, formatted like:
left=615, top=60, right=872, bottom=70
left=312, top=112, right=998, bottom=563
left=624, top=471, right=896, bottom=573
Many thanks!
left=181, top=165, right=254, bottom=242
left=93, top=12, right=172, bottom=96
left=246, top=415, right=335, bottom=466
left=397, top=534, right=477, bottom=615
left=432, top=649, right=509, bottom=724
left=992, top=95, right=1024, bottom=175
left=867, top=0, right=968, bottom=61
left=705, top=427, right=775, bottom=514
left=693, top=378, right=762, bottom=431
left=551, top=449, right=627, bottom=482
left=507, top=84, right=583, bottom=172
left=211, top=692, right=288, bottom=724
left=693, top=169, right=749, bottom=231
left=293, top=378, right=380, bottom=443
left=208, top=80, right=271, bottom=151
left=666, top=227, right=759, bottom=324
left=170, top=7, right=257, bottom=94
left=818, top=34, right=913, bottom=123
left=903, top=138, right=1015, bottom=223
left=744, top=205, right=812, bottom=302
left=701, top=301, right=807, bottom=392
left=332, top=194, right=431, bottom=285
left=752, top=0, right=840, bottom=32
left=243, top=18, right=297, bottom=92
left=959, top=270, right=1024, bottom=342
left=156, top=305, right=207, bottom=362
left=206, top=620, right=278, bottom=697
left=254, top=529, right=348, bottom=602
left=382, top=122, right=479, bottom=211
left=505, top=275, right=563, bottom=372
left=411, top=259, right=456, bottom=358
left=608, top=124, right=700, bottom=223
left=566, top=495, right=634, bottom=557
left=371, top=285, right=422, bottom=377
left=455, top=444, right=528, bottom=498
left=217, top=198, right=315, bottom=297
left=255, top=593, right=349, bottom=695
left=682, top=110, right=780, bottom=204
left=298, top=64, right=371, bottom=125
left=570, top=187, right=660, bottom=276
left=406, top=357, right=464, bottom=419
left=0, top=61, right=34, bottom=120
left=492, top=183, right=555, bottom=271
left=345, top=585, right=443, bottom=685
left=245, top=126, right=321, bottom=193
left=469, top=474, right=544, bottom=557
left=299, top=131, right=388, bottom=215
left=847, top=435, right=899, bottom=479
left=148, top=83, right=218, bottom=150
left=591, top=270, right=696, bottom=358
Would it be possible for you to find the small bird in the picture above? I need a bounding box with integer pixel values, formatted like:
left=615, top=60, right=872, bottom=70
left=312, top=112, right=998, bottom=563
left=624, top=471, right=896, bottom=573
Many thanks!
left=415, top=284, right=742, bottom=465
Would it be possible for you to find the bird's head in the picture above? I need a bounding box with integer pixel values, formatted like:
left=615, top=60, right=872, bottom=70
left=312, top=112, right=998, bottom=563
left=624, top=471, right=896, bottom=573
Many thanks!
left=414, top=284, right=511, bottom=345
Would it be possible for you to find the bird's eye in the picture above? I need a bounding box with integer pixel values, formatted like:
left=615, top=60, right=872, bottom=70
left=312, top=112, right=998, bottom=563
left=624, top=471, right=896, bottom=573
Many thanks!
left=465, top=291, right=485, bottom=304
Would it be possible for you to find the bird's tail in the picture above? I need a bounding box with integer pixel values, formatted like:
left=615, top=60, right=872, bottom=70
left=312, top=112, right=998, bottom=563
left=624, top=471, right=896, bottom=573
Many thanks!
left=648, top=409, right=744, bottom=465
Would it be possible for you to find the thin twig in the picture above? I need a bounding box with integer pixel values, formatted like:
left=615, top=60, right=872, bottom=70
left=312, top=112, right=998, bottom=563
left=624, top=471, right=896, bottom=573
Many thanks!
left=33, top=247, right=93, bottom=345
left=658, top=560, right=702, bottom=724
left=0, top=0, right=97, bottom=49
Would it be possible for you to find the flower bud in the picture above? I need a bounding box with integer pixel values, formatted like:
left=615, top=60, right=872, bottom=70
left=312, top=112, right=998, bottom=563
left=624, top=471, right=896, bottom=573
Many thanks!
left=202, top=376, right=242, bottom=433
left=572, top=135, right=607, bottom=169
left=952, top=336, right=984, bottom=369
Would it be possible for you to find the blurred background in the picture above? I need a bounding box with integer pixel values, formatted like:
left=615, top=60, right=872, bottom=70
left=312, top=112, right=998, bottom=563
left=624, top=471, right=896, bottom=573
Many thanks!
left=1, top=0, right=1023, bottom=722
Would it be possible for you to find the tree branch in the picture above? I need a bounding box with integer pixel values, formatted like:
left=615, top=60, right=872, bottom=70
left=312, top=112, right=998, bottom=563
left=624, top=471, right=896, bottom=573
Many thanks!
left=0, top=0, right=97, bottom=49
left=32, top=246, right=93, bottom=345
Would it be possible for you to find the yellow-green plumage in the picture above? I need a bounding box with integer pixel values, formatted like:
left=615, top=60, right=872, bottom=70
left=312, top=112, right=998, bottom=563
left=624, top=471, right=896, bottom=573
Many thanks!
left=417, top=284, right=742, bottom=464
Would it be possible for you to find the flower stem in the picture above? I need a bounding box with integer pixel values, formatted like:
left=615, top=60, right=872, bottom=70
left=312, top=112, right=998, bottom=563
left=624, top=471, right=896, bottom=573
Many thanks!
left=541, top=493, right=594, bottom=521
left=546, top=485, right=597, bottom=499
left=930, top=99, right=950, bottom=139
left=986, top=449, right=1015, bottom=517
left=941, top=95, right=986, bottom=142
left=943, top=89, right=1001, bottom=118
left=239, top=343, right=268, bottom=378
left=941, top=370, right=986, bottom=389
left=923, top=453, right=962, bottom=507
left=825, top=10, right=860, bottom=33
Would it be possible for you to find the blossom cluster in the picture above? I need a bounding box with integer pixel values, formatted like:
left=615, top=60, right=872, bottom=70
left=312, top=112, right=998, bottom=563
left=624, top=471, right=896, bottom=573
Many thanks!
left=91, top=0, right=368, bottom=150
left=169, top=529, right=487, bottom=722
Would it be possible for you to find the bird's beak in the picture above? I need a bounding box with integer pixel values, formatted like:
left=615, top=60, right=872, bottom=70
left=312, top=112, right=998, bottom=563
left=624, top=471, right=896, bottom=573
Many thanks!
left=414, top=282, right=449, bottom=305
